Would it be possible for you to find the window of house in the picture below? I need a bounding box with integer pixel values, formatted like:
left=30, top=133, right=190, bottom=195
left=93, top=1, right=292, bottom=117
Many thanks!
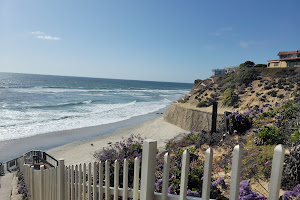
left=297, top=54, right=300, bottom=57
left=274, top=63, right=279, bottom=66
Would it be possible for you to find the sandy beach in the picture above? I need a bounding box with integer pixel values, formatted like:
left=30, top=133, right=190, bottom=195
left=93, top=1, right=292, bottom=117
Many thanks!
left=47, top=116, right=187, bottom=166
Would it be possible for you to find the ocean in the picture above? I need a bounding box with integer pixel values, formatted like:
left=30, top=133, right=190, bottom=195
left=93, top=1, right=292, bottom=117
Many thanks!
left=0, top=72, right=192, bottom=142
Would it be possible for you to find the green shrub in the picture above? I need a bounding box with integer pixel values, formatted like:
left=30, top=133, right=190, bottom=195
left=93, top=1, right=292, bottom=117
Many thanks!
left=197, top=101, right=207, bottom=108
left=291, top=129, right=300, bottom=143
left=256, top=126, right=286, bottom=145
left=235, top=68, right=259, bottom=86
left=221, top=88, right=238, bottom=106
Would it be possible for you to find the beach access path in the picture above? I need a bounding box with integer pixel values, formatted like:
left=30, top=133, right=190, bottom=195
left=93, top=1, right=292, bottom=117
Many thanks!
left=47, top=116, right=187, bottom=166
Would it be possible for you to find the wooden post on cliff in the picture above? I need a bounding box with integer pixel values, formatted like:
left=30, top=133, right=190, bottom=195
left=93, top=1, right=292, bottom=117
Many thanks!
left=211, top=101, right=218, bottom=133
left=224, top=111, right=231, bottom=134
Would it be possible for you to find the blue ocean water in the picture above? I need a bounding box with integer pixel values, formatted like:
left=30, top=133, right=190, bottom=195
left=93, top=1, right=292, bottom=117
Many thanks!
left=0, top=73, right=192, bottom=141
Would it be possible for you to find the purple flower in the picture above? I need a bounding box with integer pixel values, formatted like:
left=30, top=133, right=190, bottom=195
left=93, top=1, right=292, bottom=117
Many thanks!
left=264, top=161, right=269, bottom=165
left=235, top=114, right=243, bottom=122
left=155, top=179, right=163, bottom=192
left=258, top=108, right=263, bottom=113
left=239, top=180, right=267, bottom=200
left=211, top=177, right=227, bottom=190
left=158, top=164, right=164, bottom=170
left=187, top=189, right=200, bottom=197
left=283, top=184, right=300, bottom=200
left=168, top=186, right=175, bottom=194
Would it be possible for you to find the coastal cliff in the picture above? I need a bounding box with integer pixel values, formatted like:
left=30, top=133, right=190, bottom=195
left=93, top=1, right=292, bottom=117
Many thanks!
left=163, top=67, right=300, bottom=132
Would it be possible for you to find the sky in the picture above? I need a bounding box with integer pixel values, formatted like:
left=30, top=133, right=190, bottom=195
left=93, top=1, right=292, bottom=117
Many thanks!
left=1, top=0, right=300, bottom=83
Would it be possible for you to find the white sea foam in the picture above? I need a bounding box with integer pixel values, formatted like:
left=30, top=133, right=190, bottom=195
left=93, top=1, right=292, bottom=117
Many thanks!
left=0, top=98, right=174, bottom=141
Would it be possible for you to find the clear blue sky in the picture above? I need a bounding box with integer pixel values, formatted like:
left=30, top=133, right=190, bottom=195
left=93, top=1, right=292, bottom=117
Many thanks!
left=1, top=0, right=300, bottom=83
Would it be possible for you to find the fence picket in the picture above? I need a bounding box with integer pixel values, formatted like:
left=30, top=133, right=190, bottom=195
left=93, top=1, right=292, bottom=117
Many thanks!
left=65, top=167, right=68, bottom=199
left=93, top=162, right=97, bottom=200
left=133, top=157, right=140, bottom=200
left=179, top=150, right=189, bottom=200
left=30, top=166, right=34, bottom=200
left=105, top=161, right=110, bottom=200
left=58, top=159, right=65, bottom=200
left=88, top=163, right=92, bottom=200
left=99, top=162, right=103, bottom=200
left=75, top=165, right=78, bottom=200
left=202, top=148, right=213, bottom=200
left=229, top=145, right=242, bottom=200
left=141, top=139, right=157, bottom=200
left=269, top=144, right=285, bottom=200
left=162, top=153, right=170, bottom=200
left=79, top=164, right=82, bottom=200
left=40, top=165, right=45, bottom=200
left=114, top=160, right=120, bottom=200
left=123, top=159, right=128, bottom=200
left=71, top=165, right=75, bottom=200
left=83, top=163, right=86, bottom=200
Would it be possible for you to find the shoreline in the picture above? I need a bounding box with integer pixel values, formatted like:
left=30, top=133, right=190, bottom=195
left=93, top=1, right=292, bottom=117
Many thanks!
left=0, top=107, right=186, bottom=163
left=47, top=116, right=187, bottom=166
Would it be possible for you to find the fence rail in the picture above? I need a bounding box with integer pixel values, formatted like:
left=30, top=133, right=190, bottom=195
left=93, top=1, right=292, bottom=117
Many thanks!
left=18, top=139, right=285, bottom=200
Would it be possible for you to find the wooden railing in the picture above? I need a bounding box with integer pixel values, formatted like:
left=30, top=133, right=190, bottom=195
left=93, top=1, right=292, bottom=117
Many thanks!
left=20, top=139, right=285, bottom=200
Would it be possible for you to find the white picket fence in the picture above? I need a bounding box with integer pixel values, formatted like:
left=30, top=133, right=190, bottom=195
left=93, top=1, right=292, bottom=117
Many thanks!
left=19, top=139, right=285, bottom=200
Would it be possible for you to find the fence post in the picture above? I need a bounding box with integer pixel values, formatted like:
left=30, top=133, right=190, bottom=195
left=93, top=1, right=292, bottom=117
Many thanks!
left=202, top=148, right=213, bottom=200
left=123, top=159, right=128, bottom=200
left=140, top=139, right=157, bottom=200
left=179, top=150, right=190, bottom=200
left=133, top=157, right=140, bottom=200
left=30, top=166, right=34, bottom=200
left=162, top=153, right=170, bottom=200
left=229, top=145, right=242, bottom=200
left=211, top=101, right=218, bottom=133
left=58, top=159, right=65, bottom=200
left=40, top=165, right=45, bottom=200
left=268, top=144, right=285, bottom=200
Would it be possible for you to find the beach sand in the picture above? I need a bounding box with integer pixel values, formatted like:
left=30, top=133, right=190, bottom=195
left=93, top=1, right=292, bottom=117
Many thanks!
left=47, top=116, right=187, bottom=166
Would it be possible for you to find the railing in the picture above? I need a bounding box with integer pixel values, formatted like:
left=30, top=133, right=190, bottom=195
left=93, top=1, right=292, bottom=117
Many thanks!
left=20, top=139, right=285, bottom=200
left=24, top=151, right=58, bottom=167
left=0, top=162, right=4, bottom=176
left=4, top=150, right=58, bottom=173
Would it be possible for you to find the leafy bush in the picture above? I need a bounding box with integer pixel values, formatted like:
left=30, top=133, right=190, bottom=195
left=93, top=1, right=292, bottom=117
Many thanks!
left=222, top=88, right=238, bottom=106
left=282, top=144, right=300, bottom=190
left=235, top=68, right=259, bottom=86
left=197, top=101, right=207, bottom=108
left=256, top=126, right=286, bottom=145
left=93, top=134, right=144, bottom=188
left=291, top=129, right=300, bottom=143
left=226, top=112, right=252, bottom=134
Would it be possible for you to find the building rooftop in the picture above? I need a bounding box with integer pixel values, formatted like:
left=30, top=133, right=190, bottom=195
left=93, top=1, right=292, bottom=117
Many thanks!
left=277, top=50, right=300, bottom=56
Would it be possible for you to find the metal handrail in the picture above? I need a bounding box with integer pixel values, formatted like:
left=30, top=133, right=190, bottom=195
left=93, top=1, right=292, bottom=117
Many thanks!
left=4, top=150, right=58, bottom=172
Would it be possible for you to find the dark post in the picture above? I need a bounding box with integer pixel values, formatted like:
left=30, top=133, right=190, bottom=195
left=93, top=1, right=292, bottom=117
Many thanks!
left=224, top=111, right=232, bottom=134
left=211, top=102, right=218, bottom=133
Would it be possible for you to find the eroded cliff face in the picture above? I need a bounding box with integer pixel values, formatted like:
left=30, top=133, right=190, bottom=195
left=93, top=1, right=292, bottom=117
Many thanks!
left=163, top=103, right=223, bottom=132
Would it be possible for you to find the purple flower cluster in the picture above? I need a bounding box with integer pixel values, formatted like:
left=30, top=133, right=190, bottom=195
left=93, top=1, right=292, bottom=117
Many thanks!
left=282, top=184, right=300, bottom=200
left=93, top=134, right=143, bottom=162
left=168, top=185, right=175, bottom=194
left=239, top=180, right=267, bottom=200
left=155, top=178, right=163, bottom=192
left=211, top=177, right=227, bottom=190
left=17, top=173, right=31, bottom=200
left=187, top=189, right=200, bottom=197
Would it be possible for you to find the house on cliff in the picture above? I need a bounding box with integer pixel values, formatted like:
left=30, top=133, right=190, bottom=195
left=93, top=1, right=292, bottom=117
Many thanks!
left=268, top=50, right=300, bottom=68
